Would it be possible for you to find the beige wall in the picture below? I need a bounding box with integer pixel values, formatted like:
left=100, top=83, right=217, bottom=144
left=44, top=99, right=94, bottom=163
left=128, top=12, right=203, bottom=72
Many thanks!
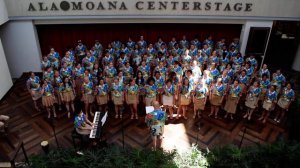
left=0, top=37, right=13, bottom=100
left=0, top=21, right=42, bottom=78
left=4, top=0, right=300, bottom=20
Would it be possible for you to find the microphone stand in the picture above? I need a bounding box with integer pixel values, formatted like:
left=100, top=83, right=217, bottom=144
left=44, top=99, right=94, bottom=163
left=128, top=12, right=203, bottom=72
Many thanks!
left=51, top=117, right=60, bottom=148
left=121, top=106, right=125, bottom=149
left=239, top=126, right=247, bottom=149
left=196, top=119, right=201, bottom=146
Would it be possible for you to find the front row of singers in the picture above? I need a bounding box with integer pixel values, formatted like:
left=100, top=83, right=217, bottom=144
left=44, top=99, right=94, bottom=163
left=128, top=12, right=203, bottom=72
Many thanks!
left=27, top=70, right=295, bottom=125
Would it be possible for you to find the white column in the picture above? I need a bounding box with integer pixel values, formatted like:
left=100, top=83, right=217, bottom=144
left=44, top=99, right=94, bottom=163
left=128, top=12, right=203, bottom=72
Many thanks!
left=0, top=20, right=42, bottom=78
left=292, top=44, right=300, bottom=71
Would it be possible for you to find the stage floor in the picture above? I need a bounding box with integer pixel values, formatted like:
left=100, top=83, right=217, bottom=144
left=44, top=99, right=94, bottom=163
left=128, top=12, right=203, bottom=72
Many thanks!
left=0, top=74, right=289, bottom=161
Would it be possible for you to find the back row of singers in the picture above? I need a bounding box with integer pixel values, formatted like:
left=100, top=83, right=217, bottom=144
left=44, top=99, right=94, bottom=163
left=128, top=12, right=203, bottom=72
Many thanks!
left=41, top=35, right=240, bottom=71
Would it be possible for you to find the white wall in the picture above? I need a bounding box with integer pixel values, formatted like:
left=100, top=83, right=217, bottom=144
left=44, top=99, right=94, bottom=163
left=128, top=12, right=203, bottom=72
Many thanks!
left=0, top=20, right=42, bottom=78
left=239, top=21, right=273, bottom=56
left=0, top=37, right=13, bottom=99
left=0, top=0, right=8, bottom=25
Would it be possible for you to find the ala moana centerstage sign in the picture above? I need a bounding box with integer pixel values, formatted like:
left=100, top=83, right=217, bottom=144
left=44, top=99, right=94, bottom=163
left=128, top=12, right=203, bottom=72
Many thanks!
left=5, top=0, right=300, bottom=19
left=27, top=0, right=253, bottom=12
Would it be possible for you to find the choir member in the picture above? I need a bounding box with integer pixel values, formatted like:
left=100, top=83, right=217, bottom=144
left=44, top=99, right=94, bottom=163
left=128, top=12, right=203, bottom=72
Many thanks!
left=104, top=62, right=117, bottom=87
left=259, top=85, right=278, bottom=123
left=258, top=64, right=270, bottom=79
left=61, top=51, right=74, bottom=68
left=138, top=61, right=150, bottom=80
left=178, top=77, right=192, bottom=119
left=179, top=35, right=189, bottom=50
left=259, top=74, right=271, bottom=101
left=208, top=78, right=225, bottom=118
left=144, top=77, right=157, bottom=106
left=48, top=48, right=60, bottom=70
left=94, top=78, right=109, bottom=113
left=61, top=77, right=75, bottom=118
left=75, top=40, right=87, bottom=62
left=193, top=80, right=208, bottom=119
left=275, top=83, right=295, bottom=123
left=154, top=71, right=165, bottom=104
left=73, top=63, right=85, bottom=97
left=26, top=72, right=42, bottom=111
left=102, top=50, right=114, bottom=67
left=244, top=81, right=261, bottom=120
left=203, top=35, right=214, bottom=50
left=82, top=52, right=96, bottom=71
left=271, top=69, right=286, bottom=93
left=136, top=71, right=146, bottom=103
left=53, top=70, right=63, bottom=111
left=224, top=80, right=242, bottom=120
left=94, top=40, right=103, bottom=58
left=138, top=35, right=147, bottom=49
left=162, top=79, right=177, bottom=119
left=122, top=62, right=134, bottom=84
left=43, top=67, right=54, bottom=83
left=41, top=80, right=57, bottom=118
left=60, top=62, right=73, bottom=79
left=81, top=76, right=95, bottom=117
left=41, top=56, right=51, bottom=71
left=169, top=36, right=177, bottom=49
left=127, top=37, right=136, bottom=50
left=125, top=78, right=139, bottom=119
left=91, top=63, right=102, bottom=85
left=111, top=77, right=125, bottom=119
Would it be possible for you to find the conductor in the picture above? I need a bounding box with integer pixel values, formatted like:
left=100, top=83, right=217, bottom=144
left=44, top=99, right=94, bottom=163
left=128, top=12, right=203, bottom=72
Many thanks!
left=145, top=101, right=166, bottom=150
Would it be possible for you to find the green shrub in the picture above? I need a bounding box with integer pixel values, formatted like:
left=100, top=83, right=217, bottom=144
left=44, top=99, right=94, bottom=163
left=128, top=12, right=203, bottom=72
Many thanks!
left=206, top=141, right=300, bottom=168
left=28, top=141, right=300, bottom=168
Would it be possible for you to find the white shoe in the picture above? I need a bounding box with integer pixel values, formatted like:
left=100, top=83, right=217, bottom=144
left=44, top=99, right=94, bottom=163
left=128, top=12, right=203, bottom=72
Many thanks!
left=76, top=151, right=84, bottom=155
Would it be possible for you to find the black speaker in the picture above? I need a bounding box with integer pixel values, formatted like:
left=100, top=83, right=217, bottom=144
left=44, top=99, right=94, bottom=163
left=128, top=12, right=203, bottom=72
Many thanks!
left=246, top=27, right=271, bottom=55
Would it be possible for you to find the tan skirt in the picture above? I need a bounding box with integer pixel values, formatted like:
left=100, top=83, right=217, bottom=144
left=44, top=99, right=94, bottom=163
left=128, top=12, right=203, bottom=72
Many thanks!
left=42, top=96, right=56, bottom=107
left=180, top=95, right=191, bottom=106
left=113, top=95, right=123, bottom=105
left=83, top=94, right=94, bottom=104
left=224, top=96, right=238, bottom=114
left=162, top=95, right=173, bottom=106
left=277, top=98, right=289, bottom=109
left=245, top=95, right=258, bottom=109
left=76, top=128, right=91, bottom=135
left=145, top=97, right=155, bottom=106
left=31, top=90, right=42, bottom=101
left=62, top=91, right=75, bottom=102
left=127, top=94, right=138, bottom=105
left=263, top=100, right=274, bottom=111
left=194, top=98, right=206, bottom=110
left=96, top=95, right=108, bottom=105
left=210, top=94, right=222, bottom=106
